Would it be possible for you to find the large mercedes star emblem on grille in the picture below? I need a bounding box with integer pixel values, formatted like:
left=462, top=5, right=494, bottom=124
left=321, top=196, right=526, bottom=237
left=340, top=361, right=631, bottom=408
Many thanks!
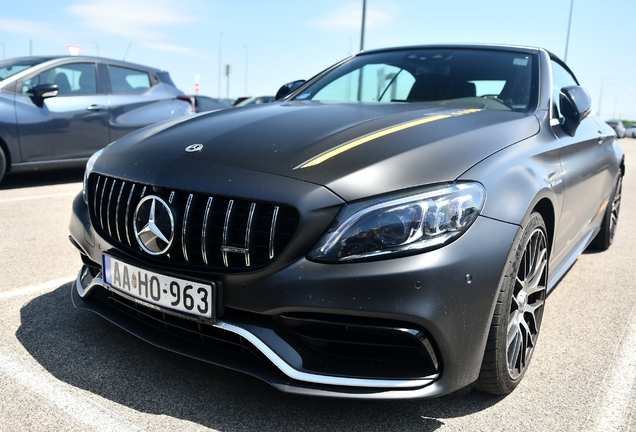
left=134, top=195, right=175, bottom=255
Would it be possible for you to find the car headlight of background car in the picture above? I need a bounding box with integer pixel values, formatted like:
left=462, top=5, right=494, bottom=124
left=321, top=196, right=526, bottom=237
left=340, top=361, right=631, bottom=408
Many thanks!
left=308, top=182, right=486, bottom=262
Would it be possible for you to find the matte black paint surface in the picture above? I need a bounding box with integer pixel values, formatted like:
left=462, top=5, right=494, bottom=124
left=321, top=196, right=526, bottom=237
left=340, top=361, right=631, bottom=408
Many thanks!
left=69, top=45, right=625, bottom=399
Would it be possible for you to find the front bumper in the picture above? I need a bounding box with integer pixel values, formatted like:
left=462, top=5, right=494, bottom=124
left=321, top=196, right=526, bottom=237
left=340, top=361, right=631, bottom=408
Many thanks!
left=70, top=191, right=519, bottom=398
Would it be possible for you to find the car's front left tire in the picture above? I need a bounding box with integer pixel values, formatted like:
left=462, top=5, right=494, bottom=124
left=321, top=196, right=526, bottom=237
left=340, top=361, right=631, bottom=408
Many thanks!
left=475, top=212, right=548, bottom=395
left=0, top=146, right=6, bottom=184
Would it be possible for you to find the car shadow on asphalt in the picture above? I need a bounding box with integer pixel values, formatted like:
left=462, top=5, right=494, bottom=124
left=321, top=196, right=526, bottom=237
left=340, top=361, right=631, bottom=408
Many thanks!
left=0, top=168, right=84, bottom=190
left=16, top=284, right=506, bottom=431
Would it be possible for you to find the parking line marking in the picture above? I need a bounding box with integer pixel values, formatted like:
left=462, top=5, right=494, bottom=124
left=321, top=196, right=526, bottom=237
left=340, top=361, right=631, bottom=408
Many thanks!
left=0, top=277, right=76, bottom=300
left=0, top=350, right=139, bottom=432
left=0, top=191, right=78, bottom=204
left=587, top=302, right=636, bottom=430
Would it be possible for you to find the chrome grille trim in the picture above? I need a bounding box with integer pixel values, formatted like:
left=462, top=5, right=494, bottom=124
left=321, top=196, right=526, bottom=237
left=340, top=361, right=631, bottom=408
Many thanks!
left=201, top=197, right=213, bottom=266
left=125, top=184, right=136, bottom=247
left=269, top=206, right=279, bottom=259
left=98, top=177, right=108, bottom=232
left=93, top=176, right=101, bottom=221
left=182, top=193, right=193, bottom=263
left=222, top=200, right=234, bottom=267
left=89, top=175, right=299, bottom=271
left=106, top=179, right=117, bottom=237
left=115, top=181, right=125, bottom=242
left=244, top=202, right=256, bottom=267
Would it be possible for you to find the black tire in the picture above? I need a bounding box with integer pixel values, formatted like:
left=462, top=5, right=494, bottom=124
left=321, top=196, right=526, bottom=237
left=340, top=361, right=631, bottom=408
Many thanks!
left=0, top=146, right=6, bottom=185
left=475, top=212, right=548, bottom=395
left=590, top=173, right=622, bottom=251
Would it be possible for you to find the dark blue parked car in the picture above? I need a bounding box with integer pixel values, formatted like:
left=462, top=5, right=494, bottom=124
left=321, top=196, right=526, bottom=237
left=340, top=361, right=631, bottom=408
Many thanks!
left=0, top=56, right=193, bottom=183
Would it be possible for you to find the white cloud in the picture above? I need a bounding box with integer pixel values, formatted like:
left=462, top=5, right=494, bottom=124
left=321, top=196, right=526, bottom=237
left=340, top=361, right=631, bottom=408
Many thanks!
left=308, top=2, right=394, bottom=33
left=0, top=18, right=72, bottom=42
left=68, top=0, right=204, bottom=54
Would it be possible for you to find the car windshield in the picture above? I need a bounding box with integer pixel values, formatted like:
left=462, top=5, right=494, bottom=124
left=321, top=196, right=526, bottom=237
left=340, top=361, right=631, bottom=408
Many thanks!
left=294, top=48, right=536, bottom=112
left=0, top=58, right=50, bottom=81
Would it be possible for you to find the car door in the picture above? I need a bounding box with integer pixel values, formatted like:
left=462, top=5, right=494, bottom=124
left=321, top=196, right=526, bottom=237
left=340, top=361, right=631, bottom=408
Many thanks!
left=104, top=64, right=170, bottom=142
left=14, top=61, right=109, bottom=162
left=551, top=60, right=615, bottom=269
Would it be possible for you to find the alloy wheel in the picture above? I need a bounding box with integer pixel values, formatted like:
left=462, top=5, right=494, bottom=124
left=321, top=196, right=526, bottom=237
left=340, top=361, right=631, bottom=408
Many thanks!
left=507, top=227, right=547, bottom=379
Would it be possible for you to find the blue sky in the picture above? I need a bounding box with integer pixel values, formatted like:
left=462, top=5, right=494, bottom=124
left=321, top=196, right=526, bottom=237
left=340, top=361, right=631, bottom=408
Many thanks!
left=1, top=0, right=634, bottom=119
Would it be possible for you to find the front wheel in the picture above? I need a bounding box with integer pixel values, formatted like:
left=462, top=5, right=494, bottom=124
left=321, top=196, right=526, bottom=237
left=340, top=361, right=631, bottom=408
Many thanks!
left=475, top=212, right=548, bottom=395
left=0, top=147, right=6, bottom=184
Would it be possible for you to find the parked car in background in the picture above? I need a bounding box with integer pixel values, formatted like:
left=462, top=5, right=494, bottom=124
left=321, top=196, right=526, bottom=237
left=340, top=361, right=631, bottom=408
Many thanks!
left=188, top=95, right=233, bottom=113
left=0, top=56, right=193, bottom=184
left=70, top=45, right=623, bottom=399
left=234, top=95, right=275, bottom=106
left=624, top=123, right=636, bottom=138
left=606, top=120, right=625, bottom=138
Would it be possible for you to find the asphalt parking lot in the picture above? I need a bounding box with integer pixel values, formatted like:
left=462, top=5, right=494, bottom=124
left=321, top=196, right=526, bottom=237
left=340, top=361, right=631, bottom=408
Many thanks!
left=1, top=139, right=634, bottom=432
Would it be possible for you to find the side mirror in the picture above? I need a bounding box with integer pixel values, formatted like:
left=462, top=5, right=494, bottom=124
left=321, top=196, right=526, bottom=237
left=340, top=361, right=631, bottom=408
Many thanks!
left=28, top=84, right=59, bottom=106
left=559, top=85, right=592, bottom=137
left=275, top=80, right=306, bottom=100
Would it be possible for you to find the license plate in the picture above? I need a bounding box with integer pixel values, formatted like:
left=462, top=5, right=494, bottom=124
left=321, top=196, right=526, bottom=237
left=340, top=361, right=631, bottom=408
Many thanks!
left=102, top=255, right=214, bottom=319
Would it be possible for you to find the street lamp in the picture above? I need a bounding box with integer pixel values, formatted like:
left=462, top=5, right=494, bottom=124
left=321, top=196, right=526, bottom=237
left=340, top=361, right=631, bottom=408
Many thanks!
left=598, top=77, right=612, bottom=118
left=564, top=0, right=574, bottom=62
left=360, top=0, right=366, bottom=52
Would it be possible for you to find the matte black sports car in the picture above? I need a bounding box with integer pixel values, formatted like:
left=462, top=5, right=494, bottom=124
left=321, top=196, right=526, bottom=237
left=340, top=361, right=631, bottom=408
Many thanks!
left=69, top=45, right=624, bottom=399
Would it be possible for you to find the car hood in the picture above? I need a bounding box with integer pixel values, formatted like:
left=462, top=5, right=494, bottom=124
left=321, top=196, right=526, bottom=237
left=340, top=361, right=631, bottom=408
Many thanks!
left=99, top=101, right=540, bottom=202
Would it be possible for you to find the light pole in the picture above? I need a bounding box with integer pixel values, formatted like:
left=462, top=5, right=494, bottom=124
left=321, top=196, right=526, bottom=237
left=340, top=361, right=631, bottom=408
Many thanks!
left=564, top=0, right=574, bottom=62
left=360, top=0, right=366, bottom=52
left=598, top=77, right=612, bottom=118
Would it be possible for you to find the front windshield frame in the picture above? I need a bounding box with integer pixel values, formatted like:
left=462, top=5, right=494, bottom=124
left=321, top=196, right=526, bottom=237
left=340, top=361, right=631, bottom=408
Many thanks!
left=291, top=48, right=539, bottom=113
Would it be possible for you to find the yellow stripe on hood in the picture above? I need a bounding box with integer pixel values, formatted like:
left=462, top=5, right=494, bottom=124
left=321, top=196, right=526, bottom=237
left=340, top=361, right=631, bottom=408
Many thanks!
left=295, top=109, right=482, bottom=170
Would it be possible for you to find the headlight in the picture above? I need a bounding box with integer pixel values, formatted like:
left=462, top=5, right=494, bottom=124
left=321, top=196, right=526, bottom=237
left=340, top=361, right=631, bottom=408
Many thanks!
left=82, top=149, right=103, bottom=204
left=308, top=182, right=486, bottom=262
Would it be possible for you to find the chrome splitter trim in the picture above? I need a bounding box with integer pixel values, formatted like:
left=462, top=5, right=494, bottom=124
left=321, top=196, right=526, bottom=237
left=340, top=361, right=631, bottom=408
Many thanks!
left=74, top=265, right=438, bottom=390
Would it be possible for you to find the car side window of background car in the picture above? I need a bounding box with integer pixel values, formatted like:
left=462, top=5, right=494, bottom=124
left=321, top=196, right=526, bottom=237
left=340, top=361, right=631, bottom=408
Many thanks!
left=551, top=60, right=578, bottom=118
left=21, top=62, right=97, bottom=96
left=108, top=65, right=151, bottom=94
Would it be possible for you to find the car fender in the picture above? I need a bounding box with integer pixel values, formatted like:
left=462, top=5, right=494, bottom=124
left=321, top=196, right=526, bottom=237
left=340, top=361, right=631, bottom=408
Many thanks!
left=0, top=93, right=21, bottom=167
left=458, top=120, right=562, bottom=234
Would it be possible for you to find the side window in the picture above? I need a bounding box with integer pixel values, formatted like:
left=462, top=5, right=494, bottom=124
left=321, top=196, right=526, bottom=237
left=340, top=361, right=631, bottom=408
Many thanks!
left=108, top=65, right=152, bottom=94
left=21, top=63, right=97, bottom=96
left=551, top=60, right=578, bottom=118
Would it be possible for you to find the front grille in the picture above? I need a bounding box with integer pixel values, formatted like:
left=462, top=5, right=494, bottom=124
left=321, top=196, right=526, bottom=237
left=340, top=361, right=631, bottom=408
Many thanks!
left=89, top=174, right=300, bottom=271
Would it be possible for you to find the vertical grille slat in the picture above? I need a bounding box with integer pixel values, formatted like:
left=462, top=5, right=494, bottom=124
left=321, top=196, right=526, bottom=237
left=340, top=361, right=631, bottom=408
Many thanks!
left=201, top=197, right=214, bottom=266
left=89, top=174, right=299, bottom=271
left=244, top=202, right=256, bottom=267
left=106, top=179, right=117, bottom=237
left=269, top=206, right=279, bottom=260
left=182, top=193, right=193, bottom=263
left=222, top=200, right=234, bottom=268
left=125, top=184, right=136, bottom=247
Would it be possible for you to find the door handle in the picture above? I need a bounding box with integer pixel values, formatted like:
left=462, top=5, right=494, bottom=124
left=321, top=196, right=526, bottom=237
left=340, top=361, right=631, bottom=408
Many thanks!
left=597, top=132, right=605, bottom=145
left=86, top=104, right=107, bottom=111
